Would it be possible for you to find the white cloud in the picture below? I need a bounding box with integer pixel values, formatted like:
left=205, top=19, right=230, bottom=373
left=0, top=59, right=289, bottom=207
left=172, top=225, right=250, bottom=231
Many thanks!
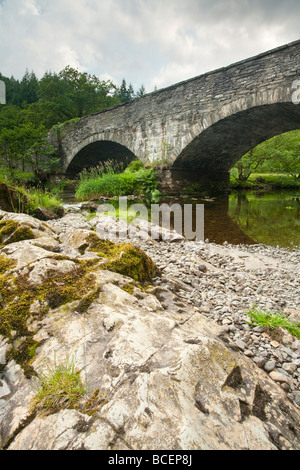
left=0, top=0, right=299, bottom=92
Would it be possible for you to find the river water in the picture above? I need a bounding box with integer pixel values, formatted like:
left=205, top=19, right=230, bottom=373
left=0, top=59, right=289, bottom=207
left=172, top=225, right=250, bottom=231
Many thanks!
left=61, top=190, right=300, bottom=249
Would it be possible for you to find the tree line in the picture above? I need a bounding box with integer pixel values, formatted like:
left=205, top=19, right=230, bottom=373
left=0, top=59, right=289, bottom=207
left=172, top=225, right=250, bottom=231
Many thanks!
left=0, top=67, right=146, bottom=178
left=0, top=67, right=145, bottom=130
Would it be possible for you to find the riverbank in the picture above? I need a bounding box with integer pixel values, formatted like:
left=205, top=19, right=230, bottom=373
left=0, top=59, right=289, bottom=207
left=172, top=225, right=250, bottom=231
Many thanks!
left=53, top=210, right=300, bottom=407
left=1, top=208, right=300, bottom=450
left=230, top=173, right=300, bottom=190
left=135, top=234, right=300, bottom=406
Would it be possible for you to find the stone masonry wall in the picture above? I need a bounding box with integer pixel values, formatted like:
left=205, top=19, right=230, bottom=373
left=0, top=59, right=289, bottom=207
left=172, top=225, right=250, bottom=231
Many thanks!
left=57, top=40, right=300, bottom=173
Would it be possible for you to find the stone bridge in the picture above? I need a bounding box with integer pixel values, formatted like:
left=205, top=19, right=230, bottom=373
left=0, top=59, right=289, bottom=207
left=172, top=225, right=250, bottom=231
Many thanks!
left=52, top=39, right=300, bottom=193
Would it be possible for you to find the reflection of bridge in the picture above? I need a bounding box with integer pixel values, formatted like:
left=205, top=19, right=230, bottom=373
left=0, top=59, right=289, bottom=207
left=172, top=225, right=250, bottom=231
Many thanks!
left=51, top=40, right=300, bottom=193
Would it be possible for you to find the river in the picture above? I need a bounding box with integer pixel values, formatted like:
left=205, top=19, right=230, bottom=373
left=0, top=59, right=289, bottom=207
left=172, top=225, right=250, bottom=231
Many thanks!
left=61, top=190, right=300, bottom=249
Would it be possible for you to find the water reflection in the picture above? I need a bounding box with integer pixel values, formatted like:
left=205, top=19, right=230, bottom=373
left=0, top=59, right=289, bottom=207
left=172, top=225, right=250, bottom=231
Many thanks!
left=228, top=191, right=300, bottom=248
left=61, top=190, right=300, bottom=248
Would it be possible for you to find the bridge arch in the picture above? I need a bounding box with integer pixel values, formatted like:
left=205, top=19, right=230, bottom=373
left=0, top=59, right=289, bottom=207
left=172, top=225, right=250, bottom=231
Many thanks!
left=65, top=138, right=137, bottom=175
left=173, top=90, right=300, bottom=171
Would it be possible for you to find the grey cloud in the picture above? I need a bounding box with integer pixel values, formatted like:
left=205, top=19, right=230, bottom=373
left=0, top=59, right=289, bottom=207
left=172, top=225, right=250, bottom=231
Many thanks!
left=0, top=0, right=299, bottom=91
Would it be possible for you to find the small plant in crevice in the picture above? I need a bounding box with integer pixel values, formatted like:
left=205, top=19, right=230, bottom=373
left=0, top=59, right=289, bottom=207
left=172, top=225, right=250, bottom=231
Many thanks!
left=32, top=355, right=86, bottom=415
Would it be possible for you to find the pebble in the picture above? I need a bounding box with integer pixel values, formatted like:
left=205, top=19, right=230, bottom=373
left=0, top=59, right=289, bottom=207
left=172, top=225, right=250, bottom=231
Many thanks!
left=264, top=360, right=276, bottom=372
left=269, top=370, right=293, bottom=385
left=133, top=234, right=300, bottom=408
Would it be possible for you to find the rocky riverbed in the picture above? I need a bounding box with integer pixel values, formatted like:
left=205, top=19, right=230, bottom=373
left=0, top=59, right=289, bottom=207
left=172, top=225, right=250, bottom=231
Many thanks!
left=1, top=208, right=300, bottom=450
left=55, top=209, right=300, bottom=407
left=136, top=237, right=300, bottom=407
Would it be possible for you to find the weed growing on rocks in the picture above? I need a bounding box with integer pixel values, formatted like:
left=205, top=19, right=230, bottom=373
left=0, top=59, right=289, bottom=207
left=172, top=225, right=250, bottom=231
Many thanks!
left=246, top=306, right=300, bottom=339
left=32, top=356, right=86, bottom=415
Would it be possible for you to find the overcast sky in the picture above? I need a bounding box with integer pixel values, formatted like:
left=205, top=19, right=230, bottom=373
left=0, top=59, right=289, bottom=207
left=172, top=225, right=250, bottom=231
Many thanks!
left=1, top=0, right=299, bottom=92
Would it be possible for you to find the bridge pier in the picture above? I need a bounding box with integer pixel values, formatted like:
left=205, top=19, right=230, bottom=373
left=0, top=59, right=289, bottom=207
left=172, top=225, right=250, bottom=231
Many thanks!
left=156, top=168, right=230, bottom=196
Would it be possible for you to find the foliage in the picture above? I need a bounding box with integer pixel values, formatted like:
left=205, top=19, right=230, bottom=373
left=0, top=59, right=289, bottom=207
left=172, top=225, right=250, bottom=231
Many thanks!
left=114, top=79, right=146, bottom=103
left=23, top=187, right=63, bottom=215
left=78, top=160, right=126, bottom=182
left=124, top=159, right=145, bottom=173
left=0, top=68, right=146, bottom=131
left=0, top=122, right=58, bottom=175
left=230, top=173, right=300, bottom=190
left=32, top=356, right=86, bottom=414
left=232, top=130, right=300, bottom=181
left=246, top=306, right=300, bottom=339
left=75, top=164, right=158, bottom=200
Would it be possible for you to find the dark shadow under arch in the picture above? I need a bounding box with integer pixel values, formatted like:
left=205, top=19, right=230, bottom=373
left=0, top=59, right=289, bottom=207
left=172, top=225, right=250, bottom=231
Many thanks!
left=66, top=140, right=137, bottom=175
left=174, top=102, right=300, bottom=171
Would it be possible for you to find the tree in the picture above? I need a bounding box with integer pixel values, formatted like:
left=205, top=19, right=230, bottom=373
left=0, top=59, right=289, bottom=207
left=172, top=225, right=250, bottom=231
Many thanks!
left=136, top=84, right=146, bottom=98
left=268, top=131, right=300, bottom=179
left=36, top=66, right=120, bottom=126
left=0, top=105, right=24, bottom=131
left=0, top=127, right=22, bottom=174
left=233, top=130, right=300, bottom=181
left=19, top=69, right=39, bottom=107
left=0, top=73, right=22, bottom=107
left=0, top=123, right=57, bottom=174
left=115, top=79, right=135, bottom=103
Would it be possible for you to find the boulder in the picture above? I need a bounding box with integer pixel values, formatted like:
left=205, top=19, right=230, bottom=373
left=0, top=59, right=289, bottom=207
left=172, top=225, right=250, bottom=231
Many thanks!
left=0, top=183, right=29, bottom=213
left=0, top=183, right=64, bottom=221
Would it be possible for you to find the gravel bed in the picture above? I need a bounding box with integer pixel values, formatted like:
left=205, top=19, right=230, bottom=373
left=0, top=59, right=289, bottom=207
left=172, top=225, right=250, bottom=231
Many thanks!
left=134, top=237, right=300, bottom=407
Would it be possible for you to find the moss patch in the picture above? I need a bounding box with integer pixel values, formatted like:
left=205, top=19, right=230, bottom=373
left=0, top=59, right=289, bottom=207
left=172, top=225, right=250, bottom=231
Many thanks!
left=0, top=259, right=98, bottom=377
left=0, top=219, right=35, bottom=246
left=0, top=254, right=17, bottom=275
left=86, top=232, right=159, bottom=283
left=104, top=245, right=158, bottom=282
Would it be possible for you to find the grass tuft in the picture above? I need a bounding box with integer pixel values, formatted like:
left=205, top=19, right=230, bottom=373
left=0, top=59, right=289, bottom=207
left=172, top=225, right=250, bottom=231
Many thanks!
left=246, top=306, right=300, bottom=339
left=32, top=356, right=86, bottom=415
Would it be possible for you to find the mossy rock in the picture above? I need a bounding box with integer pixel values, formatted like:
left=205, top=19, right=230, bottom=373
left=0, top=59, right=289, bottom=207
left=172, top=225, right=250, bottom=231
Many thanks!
left=85, top=233, right=159, bottom=283
left=0, top=254, right=17, bottom=275
left=0, top=182, right=29, bottom=213
left=0, top=227, right=158, bottom=376
left=0, top=257, right=98, bottom=376
left=0, top=219, right=35, bottom=246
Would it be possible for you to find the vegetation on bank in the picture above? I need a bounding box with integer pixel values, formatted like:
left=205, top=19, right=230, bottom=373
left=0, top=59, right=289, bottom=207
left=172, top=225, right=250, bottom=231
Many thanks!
left=0, top=175, right=63, bottom=217
left=230, top=172, right=300, bottom=190
left=0, top=66, right=147, bottom=211
left=231, top=129, right=300, bottom=184
left=75, top=160, right=159, bottom=200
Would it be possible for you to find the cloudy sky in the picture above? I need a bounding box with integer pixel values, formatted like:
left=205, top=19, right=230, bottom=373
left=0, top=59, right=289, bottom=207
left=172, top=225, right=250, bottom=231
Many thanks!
left=0, top=0, right=299, bottom=92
